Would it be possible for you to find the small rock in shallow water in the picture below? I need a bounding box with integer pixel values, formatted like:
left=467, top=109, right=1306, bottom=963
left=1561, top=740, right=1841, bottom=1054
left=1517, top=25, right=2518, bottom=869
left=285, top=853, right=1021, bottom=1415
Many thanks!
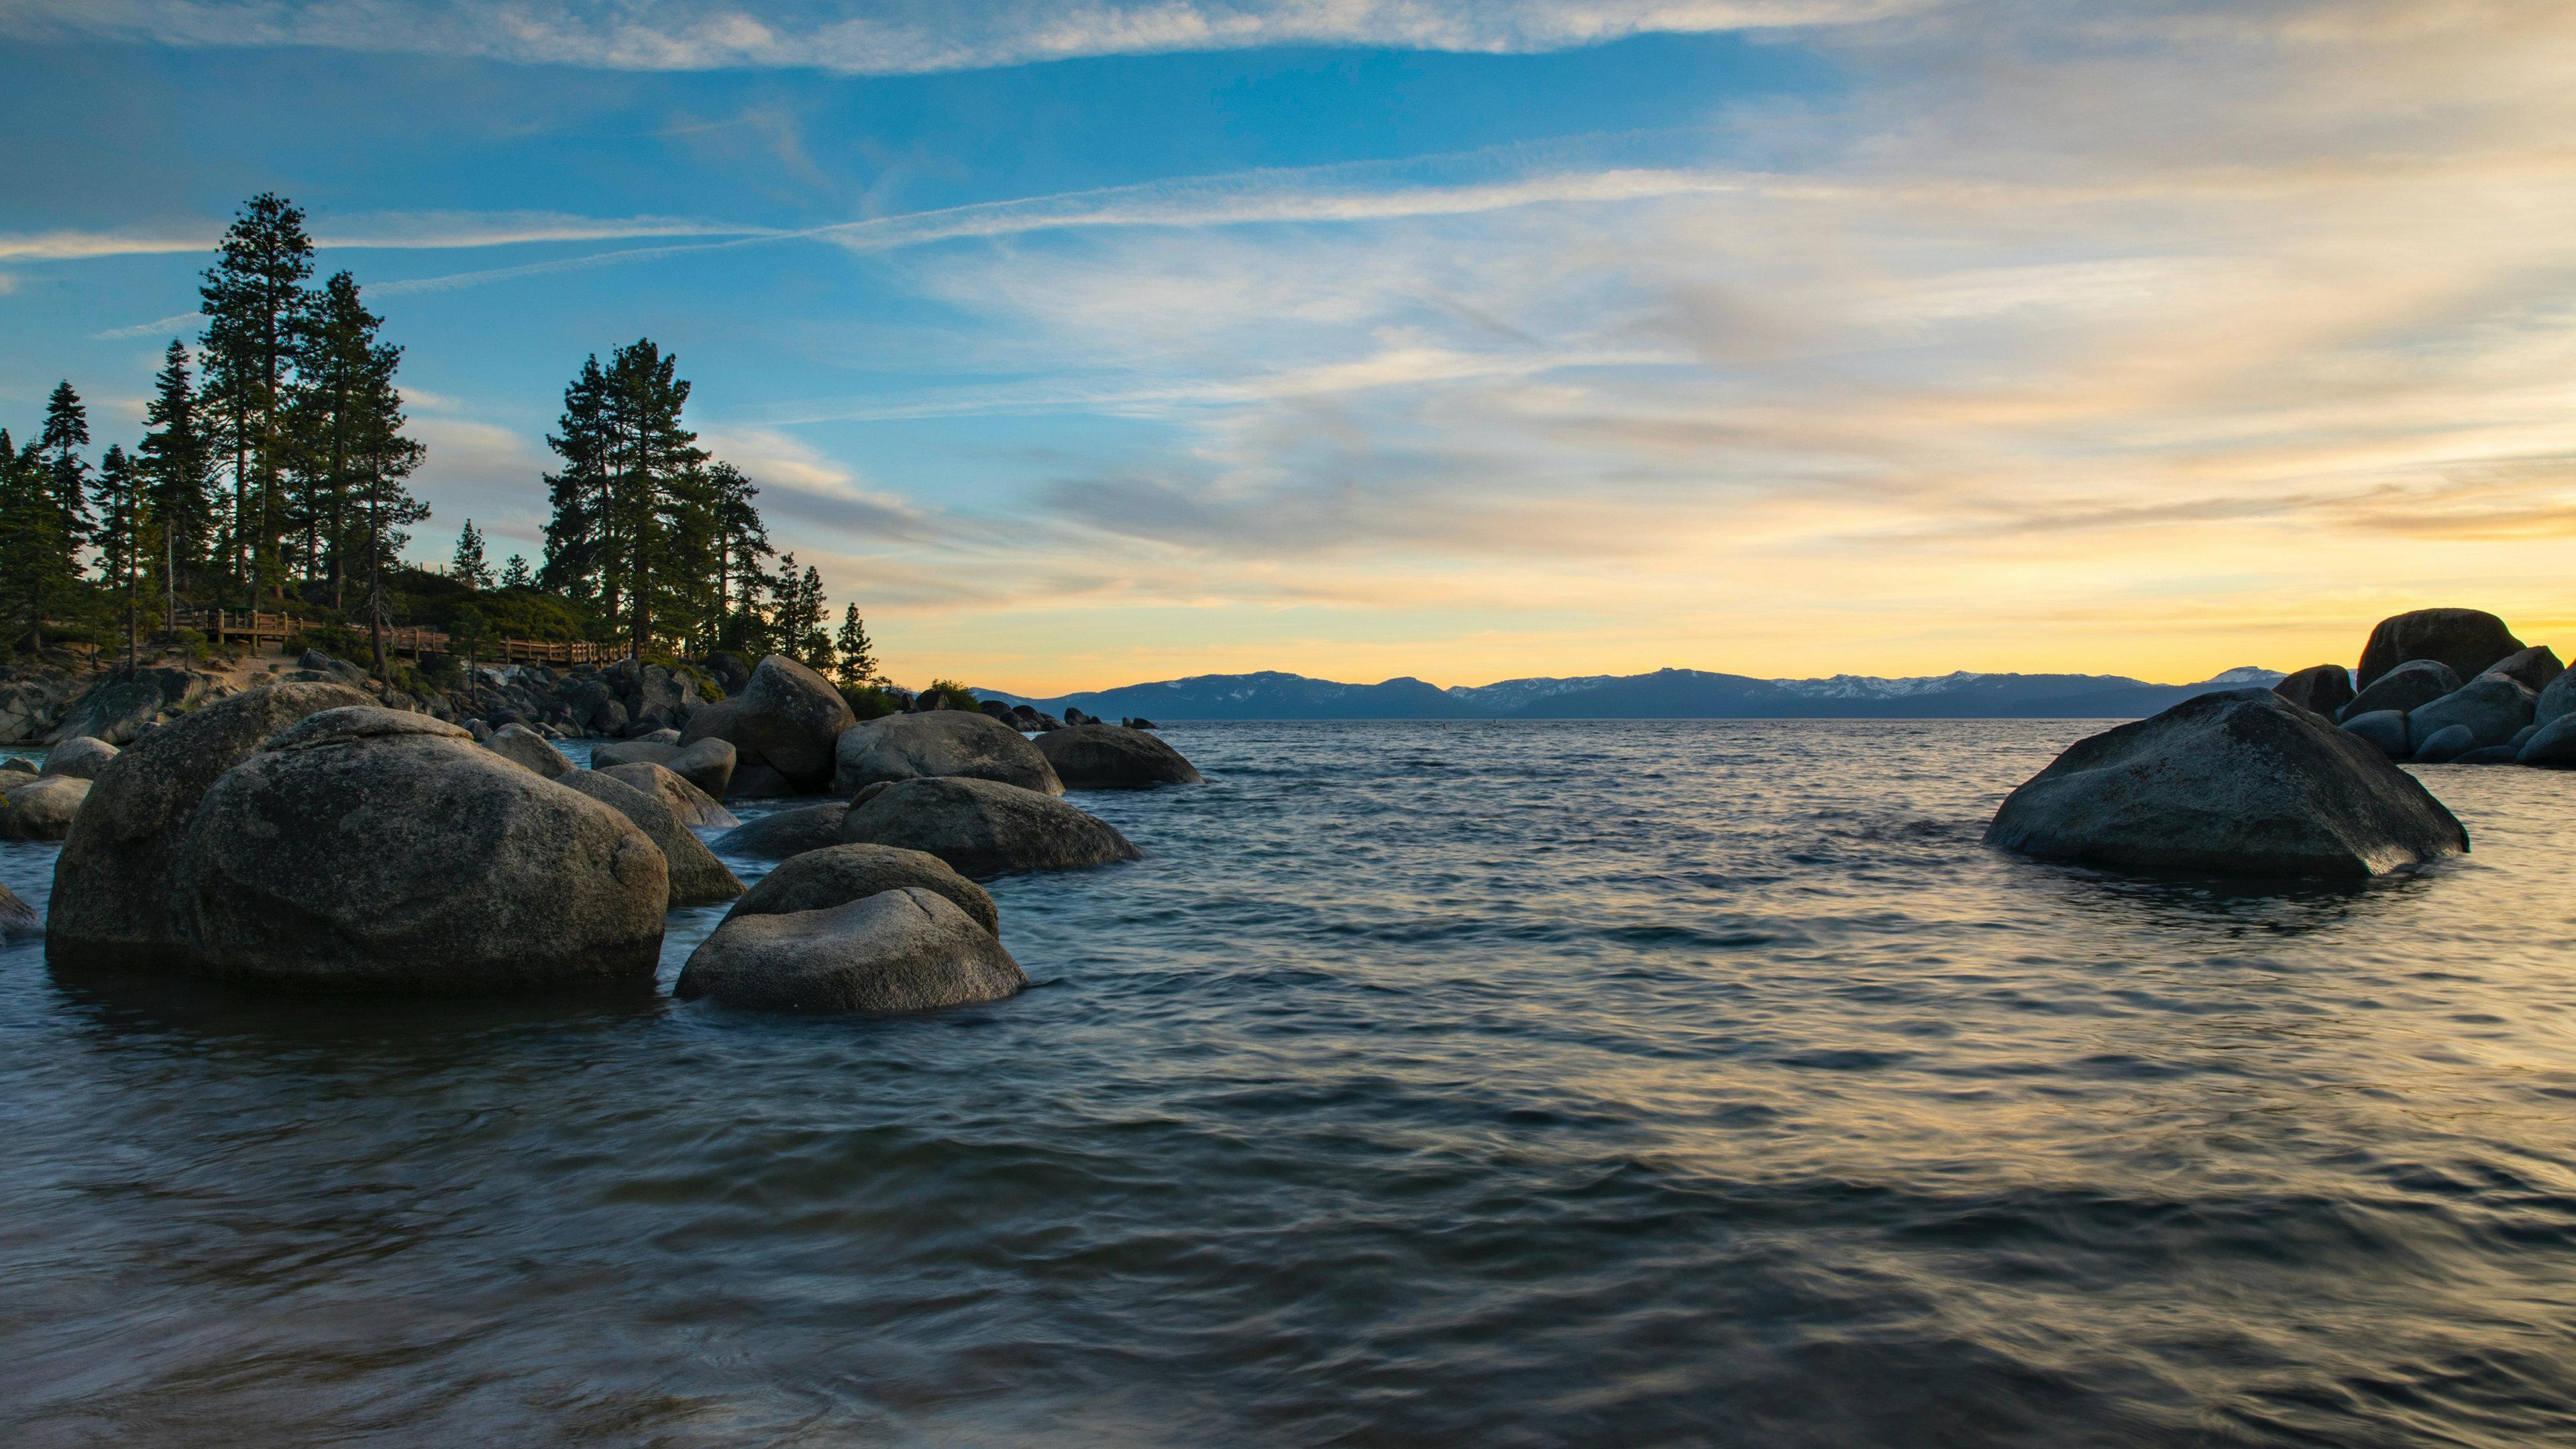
left=831, top=710, right=1063, bottom=796
left=724, top=842, right=1000, bottom=936
left=675, top=888, right=1024, bottom=1014
left=40, top=736, right=119, bottom=780
left=713, top=802, right=849, bottom=859
left=485, top=722, right=574, bottom=780
left=600, top=761, right=739, bottom=828
left=2412, top=723, right=2476, bottom=763
left=2341, top=710, right=2409, bottom=758
left=2516, top=712, right=2576, bottom=768
left=1, top=775, right=91, bottom=841
left=0, top=881, right=39, bottom=936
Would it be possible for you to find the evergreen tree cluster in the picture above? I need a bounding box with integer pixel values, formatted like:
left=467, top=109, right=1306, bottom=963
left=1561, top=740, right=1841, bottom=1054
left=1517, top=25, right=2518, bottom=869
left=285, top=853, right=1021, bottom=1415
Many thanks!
left=5, top=191, right=891, bottom=690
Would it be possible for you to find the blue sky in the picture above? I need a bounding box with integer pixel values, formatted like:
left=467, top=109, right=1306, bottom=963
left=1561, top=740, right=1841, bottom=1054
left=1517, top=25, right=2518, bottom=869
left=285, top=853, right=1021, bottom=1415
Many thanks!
left=4, top=1, right=2572, bottom=692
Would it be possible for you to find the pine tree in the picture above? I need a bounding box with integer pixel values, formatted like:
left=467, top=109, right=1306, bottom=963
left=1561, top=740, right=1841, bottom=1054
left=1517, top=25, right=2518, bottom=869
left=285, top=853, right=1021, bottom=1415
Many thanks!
left=138, top=339, right=215, bottom=621
left=537, top=339, right=713, bottom=654
left=833, top=602, right=879, bottom=689
left=287, top=272, right=406, bottom=606
left=499, top=554, right=531, bottom=589
left=199, top=193, right=315, bottom=603
left=92, top=445, right=147, bottom=664
left=707, top=461, right=772, bottom=651
left=0, top=431, right=71, bottom=653
left=451, top=519, right=491, bottom=590
left=38, top=380, right=93, bottom=572
left=796, top=565, right=832, bottom=670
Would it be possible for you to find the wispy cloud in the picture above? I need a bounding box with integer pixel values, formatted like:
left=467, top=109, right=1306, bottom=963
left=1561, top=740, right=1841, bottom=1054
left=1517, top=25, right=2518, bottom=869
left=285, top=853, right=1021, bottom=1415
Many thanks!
left=3, top=0, right=1913, bottom=74
left=0, top=211, right=768, bottom=264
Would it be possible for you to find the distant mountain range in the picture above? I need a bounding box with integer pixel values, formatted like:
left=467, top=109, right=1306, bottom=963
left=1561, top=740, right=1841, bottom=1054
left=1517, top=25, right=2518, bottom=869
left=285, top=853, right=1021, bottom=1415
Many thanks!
left=977, top=665, right=2290, bottom=721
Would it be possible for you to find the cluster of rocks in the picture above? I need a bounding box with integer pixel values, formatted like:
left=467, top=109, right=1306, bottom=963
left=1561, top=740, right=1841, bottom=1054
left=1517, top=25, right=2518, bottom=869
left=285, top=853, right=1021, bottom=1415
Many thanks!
left=2271, top=608, right=2576, bottom=768
left=19, top=653, right=1204, bottom=1017
left=1988, top=605, right=2576, bottom=879
left=1, top=659, right=223, bottom=745
left=431, top=655, right=720, bottom=741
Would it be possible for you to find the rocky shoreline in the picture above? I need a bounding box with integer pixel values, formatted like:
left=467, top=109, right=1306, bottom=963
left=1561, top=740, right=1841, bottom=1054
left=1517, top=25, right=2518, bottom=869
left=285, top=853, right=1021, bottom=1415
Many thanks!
left=17, top=653, right=1203, bottom=1015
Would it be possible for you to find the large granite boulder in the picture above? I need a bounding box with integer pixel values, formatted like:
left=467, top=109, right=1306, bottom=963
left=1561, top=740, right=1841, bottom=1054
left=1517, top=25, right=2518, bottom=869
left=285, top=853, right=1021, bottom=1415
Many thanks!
left=1985, top=689, right=2467, bottom=877
left=831, top=710, right=1063, bottom=797
left=600, top=761, right=739, bottom=828
left=729, top=656, right=853, bottom=792
left=678, top=696, right=750, bottom=756
left=0, top=881, right=36, bottom=937
left=1, top=775, right=90, bottom=840
left=2271, top=665, right=2355, bottom=718
left=2340, top=710, right=2409, bottom=758
left=712, top=802, right=849, bottom=859
left=40, top=735, right=119, bottom=780
left=1034, top=724, right=1205, bottom=789
left=2356, top=608, right=2523, bottom=690
left=173, top=707, right=667, bottom=990
left=2342, top=659, right=2460, bottom=722
left=674, top=888, right=1024, bottom=1014
left=840, top=776, right=1140, bottom=879
left=46, top=682, right=374, bottom=971
left=557, top=768, right=743, bottom=907
left=2483, top=645, right=2564, bottom=694
left=2516, top=712, right=2576, bottom=768
left=724, top=842, right=1000, bottom=936
left=47, top=666, right=213, bottom=745
left=484, top=722, right=574, bottom=780
left=2405, top=674, right=2536, bottom=752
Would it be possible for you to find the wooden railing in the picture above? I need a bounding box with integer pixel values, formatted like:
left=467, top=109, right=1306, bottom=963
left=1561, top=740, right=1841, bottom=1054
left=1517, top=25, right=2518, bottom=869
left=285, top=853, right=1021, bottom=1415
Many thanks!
left=170, top=610, right=621, bottom=666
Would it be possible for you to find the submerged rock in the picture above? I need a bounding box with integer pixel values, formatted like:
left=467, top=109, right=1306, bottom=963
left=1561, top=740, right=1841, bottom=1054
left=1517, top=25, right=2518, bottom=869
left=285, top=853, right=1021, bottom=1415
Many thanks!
left=2271, top=665, right=2355, bottom=718
left=0, top=881, right=36, bottom=937
left=2356, top=608, right=2522, bottom=690
left=2517, top=713, right=2576, bottom=768
left=1986, top=689, right=2467, bottom=877
left=46, top=682, right=374, bottom=971
left=600, top=761, right=739, bottom=828
left=2341, top=659, right=2461, bottom=722
left=0, top=775, right=89, bottom=840
left=2453, top=745, right=2522, bottom=765
left=675, top=888, right=1024, bottom=1014
left=40, top=736, right=119, bottom=780
left=2405, top=674, right=2535, bottom=753
left=1034, top=723, right=1204, bottom=789
left=839, top=775, right=1140, bottom=879
left=724, top=842, right=1000, bottom=936
left=730, top=655, right=854, bottom=792
left=2412, top=723, right=2476, bottom=763
left=557, top=768, right=744, bottom=907
left=712, top=802, right=849, bottom=859
left=831, top=710, right=1063, bottom=797
left=174, top=706, right=666, bottom=990
left=484, top=722, right=574, bottom=780
left=2339, top=710, right=2409, bottom=758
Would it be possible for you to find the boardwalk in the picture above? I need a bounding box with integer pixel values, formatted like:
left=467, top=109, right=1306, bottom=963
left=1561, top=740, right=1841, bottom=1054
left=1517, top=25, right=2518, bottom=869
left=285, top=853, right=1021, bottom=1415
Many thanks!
left=172, top=610, right=620, bottom=666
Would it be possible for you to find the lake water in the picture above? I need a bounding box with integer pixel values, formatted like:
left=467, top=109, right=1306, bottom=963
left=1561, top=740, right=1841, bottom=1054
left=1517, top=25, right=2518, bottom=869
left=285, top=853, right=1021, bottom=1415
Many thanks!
left=5, top=719, right=2575, bottom=1446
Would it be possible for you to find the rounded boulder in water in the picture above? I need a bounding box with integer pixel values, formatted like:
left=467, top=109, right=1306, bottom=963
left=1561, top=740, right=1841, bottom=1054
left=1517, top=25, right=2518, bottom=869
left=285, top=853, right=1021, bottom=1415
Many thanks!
left=175, top=706, right=667, bottom=991
left=2271, top=665, right=2355, bottom=718
left=724, top=842, right=1000, bottom=937
left=0, top=775, right=90, bottom=841
left=676, top=888, right=1024, bottom=1014
left=2405, top=674, right=2535, bottom=753
left=2355, top=608, right=2524, bottom=690
left=556, top=767, right=743, bottom=908
left=831, top=710, right=1063, bottom=797
left=714, top=802, right=850, bottom=859
left=1034, top=723, right=1204, bottom=790
left=1986, top=689, right=2467, bottom=877
left=2342, top=659, right=2459, bottom=722
left=2412, top=723, right=2476, bottom=763
left=600, top=761, right=739, bottom=828
left=38, top=736, right=119, bottom=780
left=839, top=775, right=1139, bottom=879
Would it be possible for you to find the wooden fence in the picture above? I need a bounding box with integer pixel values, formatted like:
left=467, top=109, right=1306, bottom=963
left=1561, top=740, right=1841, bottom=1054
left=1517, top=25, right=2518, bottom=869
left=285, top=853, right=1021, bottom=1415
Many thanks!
left=170, top=610, right=621, bottom=666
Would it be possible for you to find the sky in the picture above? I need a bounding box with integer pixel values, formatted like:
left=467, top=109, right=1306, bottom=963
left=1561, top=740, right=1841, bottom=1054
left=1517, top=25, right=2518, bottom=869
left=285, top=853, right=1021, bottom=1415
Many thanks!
left=1, top=1, right=2571, bottom=694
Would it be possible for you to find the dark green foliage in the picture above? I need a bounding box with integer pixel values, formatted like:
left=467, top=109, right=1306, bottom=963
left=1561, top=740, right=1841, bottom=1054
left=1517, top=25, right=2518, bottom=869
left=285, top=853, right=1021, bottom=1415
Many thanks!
left=40, top=381, right=93, bottom=563
left=920, top=678, right=979, bottom=711
left=451, top=519, right=490, bottom=590
left=138, top=340, right=216, bottom=604
left=292, top=271, right=425, bottom=623
left=840, top=684, right=902, bottom=720
left=499, top=554, right=531, bottom=588
left=833, top=603, right=880, bottom=689
left=0, top=429, right=76, bottom=651
left=200, top=193, right=315, bottom=602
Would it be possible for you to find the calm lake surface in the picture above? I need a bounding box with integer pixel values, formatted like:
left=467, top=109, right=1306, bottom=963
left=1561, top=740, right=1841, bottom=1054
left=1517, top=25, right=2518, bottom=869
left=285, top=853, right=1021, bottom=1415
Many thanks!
left=5, top=719, right=2576, bottom=1446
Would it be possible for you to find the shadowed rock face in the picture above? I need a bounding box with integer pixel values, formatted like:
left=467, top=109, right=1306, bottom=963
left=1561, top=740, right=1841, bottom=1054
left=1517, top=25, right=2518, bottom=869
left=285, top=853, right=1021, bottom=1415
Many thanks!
left=2483, top=645, right=2565, bottom=694
left=47, top=682, right=374, bottom=971
left=2518, top=713, right=2576, bottom=768
left=600, top=761, right=739, bottom=828
left=595, top=737, right=737, bottom=800
left=2271, top=665, right=2355, bottom=718
left=724, top=843, right=999, bottom=936
left=2537, top=671, right=2576, bottom=728
left=174, top=707, right=667, bottom=991
left=730, top=656, right=855, bottom=792
left=2405, top=674, right=2535, bottom=752
left=557, top=768, right=744, bottom=907
left=2342, top=659, right=2460, bottom=722
left=2355, top=608, right=2522, bottom=690
left=713, top=802, right=850, bottom=859
left=1986, top=689, right=2467, bottom=877
left=675, top=888, right=1024, bottom=1014
left=2413, top=724, right=2477, bottom=763
left=2341, top=710, right=2409, bottom=758
left=46, top=667, right=212, bottom=745
left=831, top=710, right=1063, bottom=797
left=1, top=775, right=89, bottom=840
left=839, top=776, right=1140, bottom=880
left=1034, top=724, right=1205, bottom=790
